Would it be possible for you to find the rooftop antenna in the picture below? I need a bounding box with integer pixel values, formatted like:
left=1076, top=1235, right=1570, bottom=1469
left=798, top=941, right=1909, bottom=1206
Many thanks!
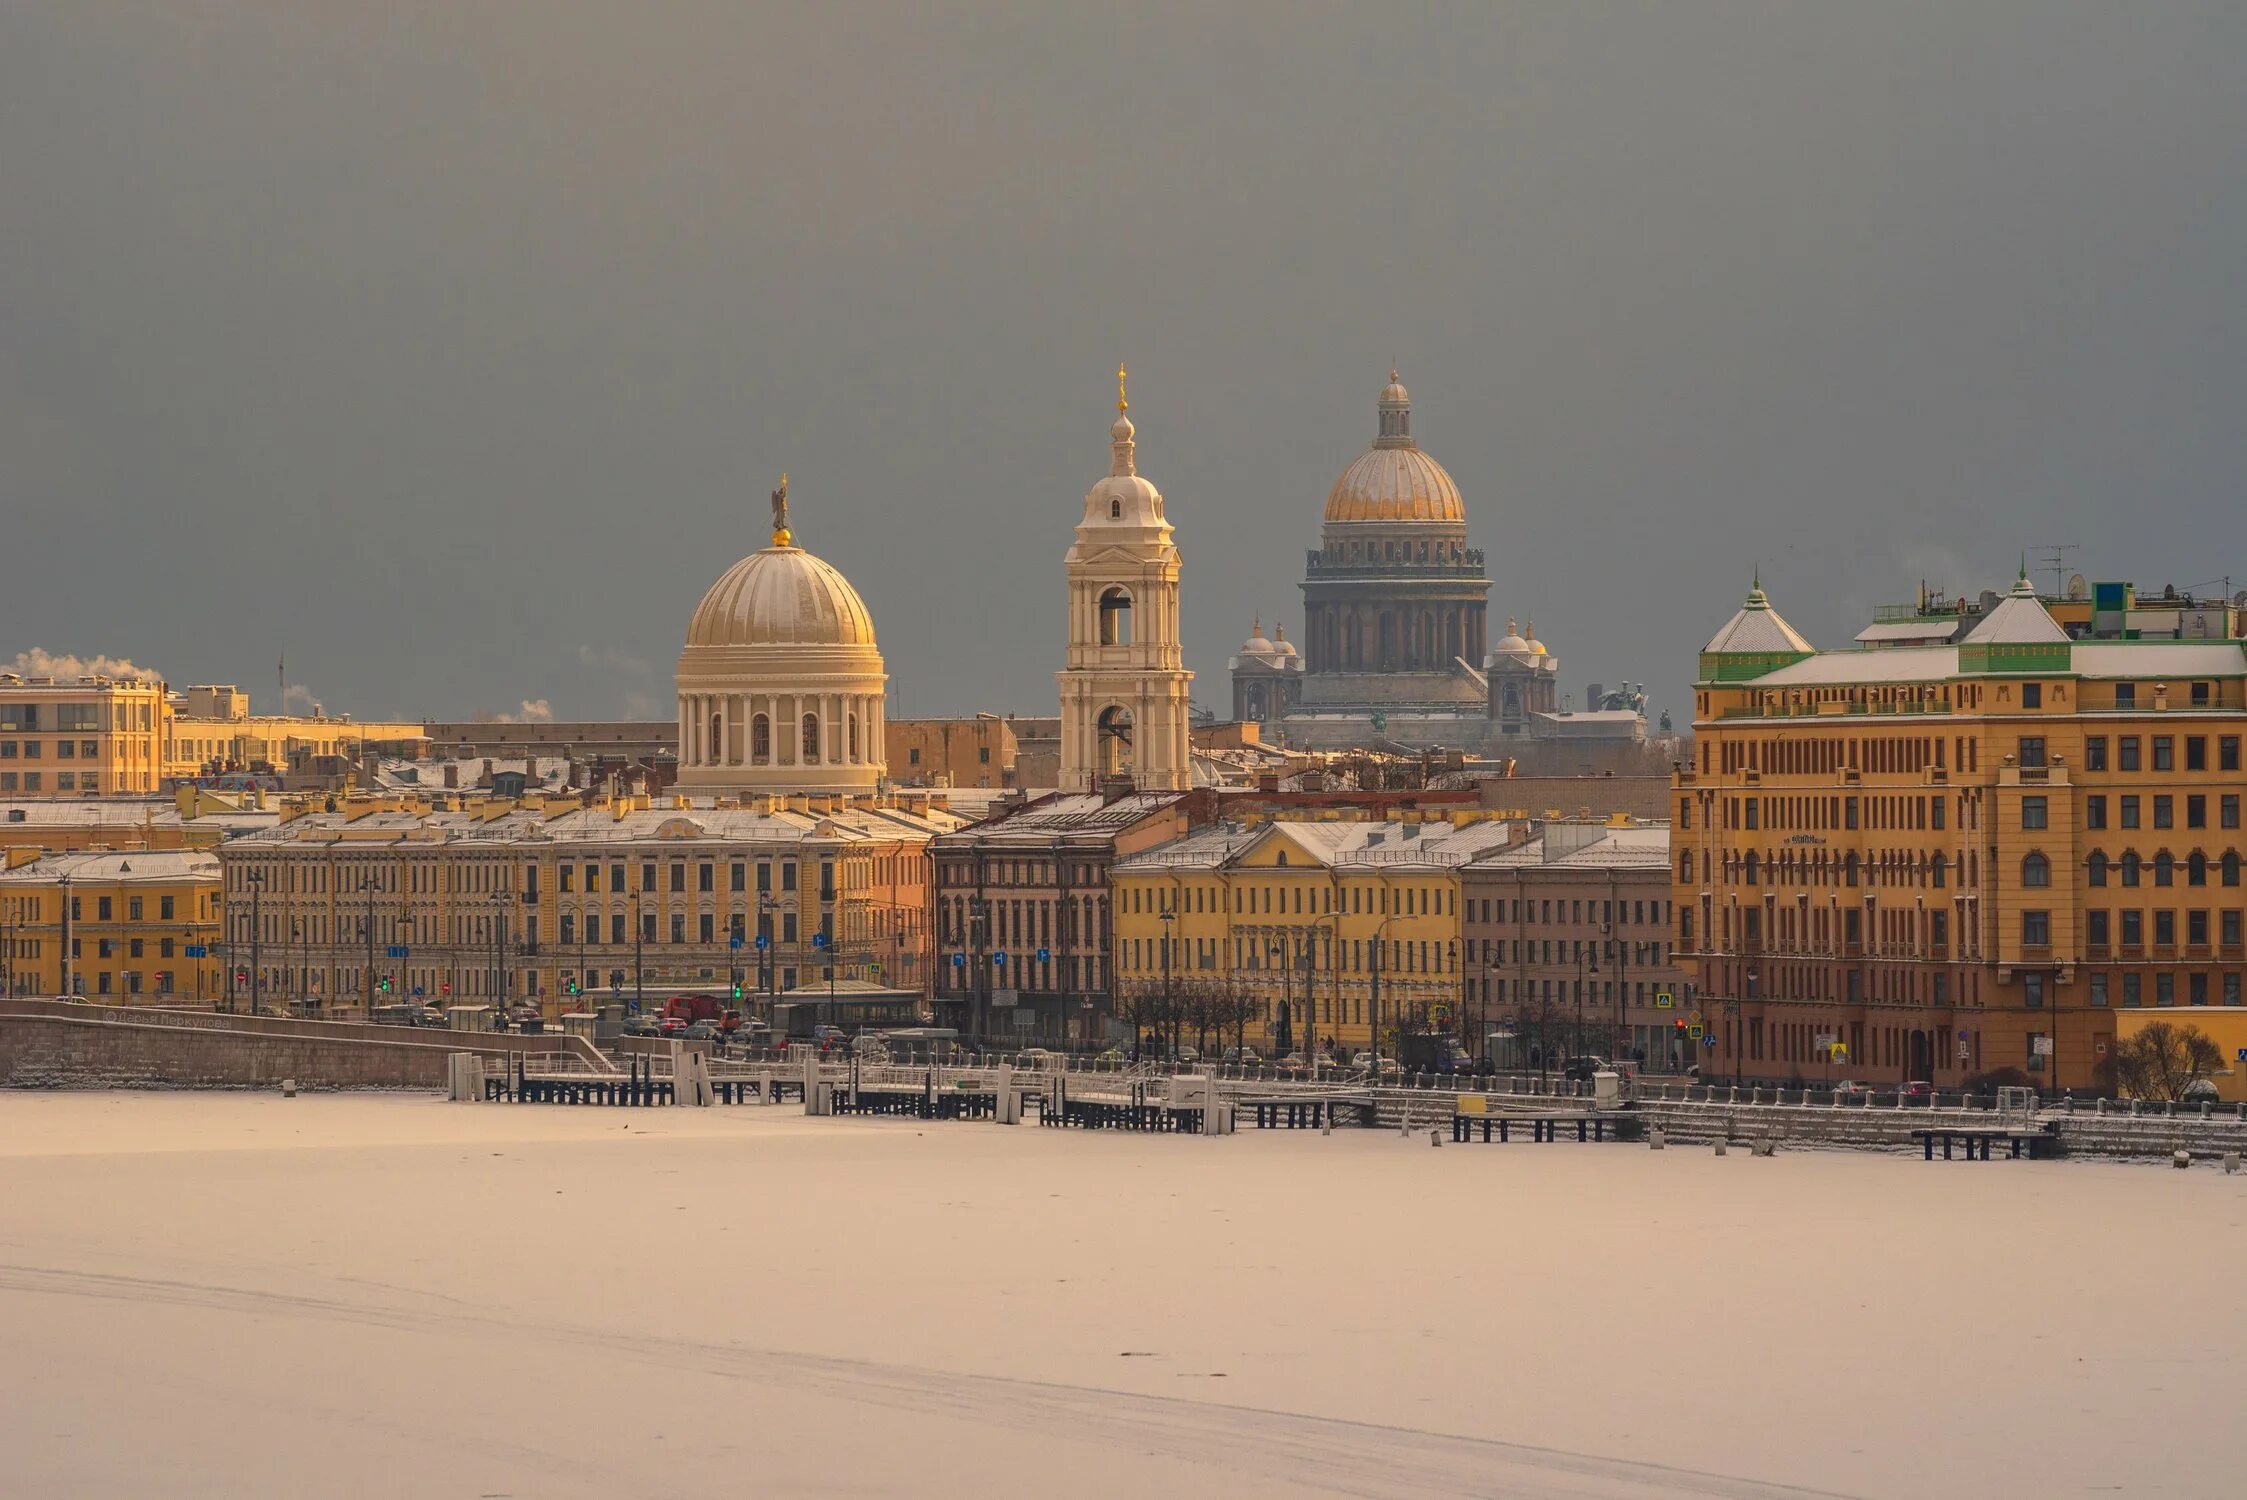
left=2032, top=543, right=2078, bottom=599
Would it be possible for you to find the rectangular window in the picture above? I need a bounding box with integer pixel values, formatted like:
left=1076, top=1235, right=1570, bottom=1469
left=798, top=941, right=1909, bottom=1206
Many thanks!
left=699, top=914, right=715, bottom=943
left=2021, top=683, right=2042, bottom=709
left=2085, top=795, right=2107, bottom=830
left=640, top=864, right=656, bottom=892
left=2157, top=973, right=2175, bottom=1005
left=2122, top=911, right=2143, bottom=946
left=2020, top=796, right=2047, bottom=830
left=669, top=863, right=686, bottom=893
left=2228, top=973, right=2242, bottom=1005
left=2155, top=911, right=2176, bottom=947
left=2120, top=795, right=2140, bottom=830
left=2186, top=737, right=2207, bottom=772
left=1931, top=798, right=1945, bottom=830
left=159, top=895, right=174, bottom=920
left=560, top=864, right=575, bottom=893
left=2084, top=737, right=2107, bottom=771
left=2115, top=684, right=2138, bottom=710
left=2021, top=910, right=2050, bottom=947
left=2089, top=973, right=2108, bottom=1006
left=2123, top=972, right=2142, bottom=1006
left=730, top=863, right=746, bottom=893
left=2226, top=910, right=2245, bottom=946
left=2154, top=795, right=2173, bottom=830
left=2189, top=910, right=2209, bottom=946
left=2119, top=737, right=2141, bottom=771
left=2188, top=795, right=2207, bottom=830
left=2023, top=975, right=2044, bottom=1010
left=2222, top=737, right=2241, bottom=773
left=2153, top=736, right=2174, bottom=772
left=1743, top=800, right=1759, bottom=830
left=2087, top=910, right=2109, bottom=947
left=697, top=863, right=713, bottom=893
left=2017, top=736, right=2046, bottom=768
left=2224, top=795, right=2241, bottom=830
left=782, top=864, right=798, bottom=892
left=55, top=739, right=75, bottom=759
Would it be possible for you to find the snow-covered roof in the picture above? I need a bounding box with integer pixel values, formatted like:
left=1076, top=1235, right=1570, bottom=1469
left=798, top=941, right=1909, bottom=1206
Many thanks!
left=1960, top=576, right=2069, bottom=645
left=1750, top=647, right=1960, bottom=686
left=1702, top=582, right=1814, bottom=656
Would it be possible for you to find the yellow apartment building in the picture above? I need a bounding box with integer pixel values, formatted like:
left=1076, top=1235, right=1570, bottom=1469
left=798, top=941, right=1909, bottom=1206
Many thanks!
left=215, top=788, right=959, bottom=1018
left=0, top=849, right=224, bottom=1001
left=1111, top=813, right=1515, bottom=1055
left=167, top=684, right=427, bottom=779
left=0, top=673, right=172, bottom=797
left=1677, top=572, right=2247, bottom=1092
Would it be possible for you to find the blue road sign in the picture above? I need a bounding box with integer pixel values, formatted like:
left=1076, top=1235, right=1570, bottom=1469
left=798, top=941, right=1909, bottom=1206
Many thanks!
left=386, top=945, right=409, bottom=960
left=2237, top=1048, right=2247, bottom=1063
left=754, top=934, right=769, bottom=950
left=812, top=932, right=829, bottom=949
left=1702, top=1034, right=1717, bottom=1048
left=951, top=952, right=966, bottom=967
left=730, top=934, right=744, bottom=949
left=1036, top=947, right=1050, bottom=963
left=993, top=951, right=1008, bottom=967
left=412, top=986, right=425, bottom=998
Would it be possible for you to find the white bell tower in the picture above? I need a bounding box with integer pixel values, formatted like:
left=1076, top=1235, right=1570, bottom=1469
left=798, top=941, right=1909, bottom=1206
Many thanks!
left=1059, top=366, right=1193, bottom=792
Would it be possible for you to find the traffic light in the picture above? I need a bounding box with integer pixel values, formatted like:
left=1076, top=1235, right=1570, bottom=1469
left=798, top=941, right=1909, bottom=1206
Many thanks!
left=732, top=981, right=743, bottom=999
left=379, top=976, right=393, bottom=993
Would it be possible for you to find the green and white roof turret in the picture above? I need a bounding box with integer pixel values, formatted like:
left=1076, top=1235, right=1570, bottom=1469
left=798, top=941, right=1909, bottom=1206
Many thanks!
left=1697, top=570, right=1815, bottom=681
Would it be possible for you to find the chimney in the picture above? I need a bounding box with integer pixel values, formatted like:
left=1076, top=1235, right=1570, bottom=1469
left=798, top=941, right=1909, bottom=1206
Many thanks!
left=1101, top=774, right=1136, bottom=806
left=1256, top=772, right=1280, bottom=793
left=442, top=763, right=459, bottom=790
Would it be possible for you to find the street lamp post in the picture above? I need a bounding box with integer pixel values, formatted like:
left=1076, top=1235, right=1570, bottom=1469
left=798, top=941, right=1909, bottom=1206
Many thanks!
left=630, top=891, right=644, bottom=1015
left=1158, top=905, right=1175, bottom=1062
left=1368, top=914, right=1396, bottom=1078
left=1572, top=941, right=1600, bottom=1072
left=362, top=873, right=378, bottom=1019
left=58, top=873, right=75, bottom=1000
left=491, top=888, right=510, bottom=1026
left=247, top=870, right=265, bottom=1016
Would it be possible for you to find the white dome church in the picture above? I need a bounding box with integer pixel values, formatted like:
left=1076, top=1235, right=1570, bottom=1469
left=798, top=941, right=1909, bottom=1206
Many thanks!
left=675, top=475, right=887, bottom=795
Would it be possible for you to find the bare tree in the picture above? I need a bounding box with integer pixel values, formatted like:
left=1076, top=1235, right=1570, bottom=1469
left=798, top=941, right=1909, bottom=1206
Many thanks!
left=2105, top=1021, right=2225, bottom=1102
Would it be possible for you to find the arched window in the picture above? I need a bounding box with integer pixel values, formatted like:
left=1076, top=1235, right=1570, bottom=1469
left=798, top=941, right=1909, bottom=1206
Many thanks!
left=2154, top=852, right=2175, bottom=887
left=1097, top=587, right=1133, bottom=646
left=2188, top=851, right=2208, bottom=887
left=1844, top=853, right=1859, bottom=887
left=1931, top=854, right=1949, bottom=888
left=1744, top=852, right=1760, bottom=884
left=1679, top=852, right=1694, bottom=883
left=2086, top=851, right=2106, bottom=887
left=2120, top=852, right=2141, bottom=887
left=1110, top=498, right=1121, bottom=520
left=751, top=714, right=770, bottom=763
left=801, top=713, right=820, bottom=763
left=2225, top=851, right=2242, bottom=887
left=2021, top=852, right=2050, bottom=888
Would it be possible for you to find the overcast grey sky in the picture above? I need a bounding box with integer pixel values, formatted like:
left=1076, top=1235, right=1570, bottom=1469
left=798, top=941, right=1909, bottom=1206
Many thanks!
left=4, top=2, right=2243, bottom=724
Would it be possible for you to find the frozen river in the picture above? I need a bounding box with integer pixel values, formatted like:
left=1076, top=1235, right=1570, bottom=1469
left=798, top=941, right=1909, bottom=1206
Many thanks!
left=1, top=1092, right=2238, bottom=1498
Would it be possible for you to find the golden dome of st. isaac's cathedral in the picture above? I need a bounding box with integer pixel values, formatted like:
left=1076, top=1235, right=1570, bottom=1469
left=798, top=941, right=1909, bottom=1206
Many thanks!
left=1321, top=370, right=1466, bottom=525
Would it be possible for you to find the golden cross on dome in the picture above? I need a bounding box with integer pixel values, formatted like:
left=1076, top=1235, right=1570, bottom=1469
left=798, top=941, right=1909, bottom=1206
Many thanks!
left=1117, top=362, right=1129, bottom=415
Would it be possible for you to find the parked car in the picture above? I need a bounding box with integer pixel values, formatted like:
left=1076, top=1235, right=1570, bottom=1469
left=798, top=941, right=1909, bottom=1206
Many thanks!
left=657, top=1016, right=689, bottom=1038
left=2181, top=1078, right=2221, bottom=1103
left=621, top=1015, right=661, bottom=1038
left=1833, top=1080, right=1872, bottom=1099
left=681, top=1021, right=718, bottom=1041
left=1560, top=1055, right=1612, bottom=1083
left=1898, top=1080, right=1935, bottom=1105
left=1221, top=1046, right=1262, bottom=1065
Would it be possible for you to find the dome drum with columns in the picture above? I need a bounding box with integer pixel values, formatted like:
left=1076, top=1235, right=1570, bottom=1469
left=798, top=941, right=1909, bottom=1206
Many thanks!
left=676, top=477, right=888, bottom=795
left=1293, top=370, right=1490, bottom=702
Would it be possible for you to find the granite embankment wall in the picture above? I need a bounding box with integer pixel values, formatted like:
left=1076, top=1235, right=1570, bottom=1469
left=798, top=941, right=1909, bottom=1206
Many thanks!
left=0, top=999, right=606, bottom=1091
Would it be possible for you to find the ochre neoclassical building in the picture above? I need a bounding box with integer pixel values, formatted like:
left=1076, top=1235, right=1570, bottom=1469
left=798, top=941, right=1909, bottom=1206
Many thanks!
left=1676, top=570, right=2247, bottom=1092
